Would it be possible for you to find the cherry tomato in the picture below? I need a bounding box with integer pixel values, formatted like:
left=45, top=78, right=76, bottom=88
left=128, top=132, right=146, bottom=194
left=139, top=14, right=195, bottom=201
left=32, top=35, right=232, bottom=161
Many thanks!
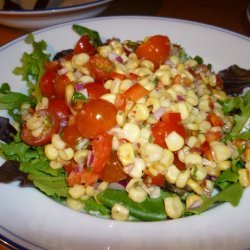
left=152, top=121, right=187, bottom=148
left=73, top=35, right=96, bottom=55
left=54, top=74, right=71, bottom=98
left=200, top=141, right=214, bottom=161
left=101, top=151, right=128, bottom=182
left=62, top=125, right=82, bottom=148
left=136, top=35, right=171, bottom=68
left=124, top=83, right=149, bottom=102
left=208, top=112, right=224, bottom=127
left=88, top=55, right=114, bottom=82
left=144, top=169, right=165, bottom=186
left=173, top=153, right=186, bottom=170
left=115, top=93, right=126, bottom=111
left=21, top=109, right=60, bottom=146
left=91, top=133, right=113, bottom=174
left=48, top=97, right=71, bottom=121
left=39, top=71, right=56, bottom=98
left=162, top=112, right=182, bottom=123
left=84, top=82, right=108, bottom=100
left=205, top=130, right=223, bottom=143
left=44, top=61, right=61, bottom=72
left=76, top=99, right=117, bottom=138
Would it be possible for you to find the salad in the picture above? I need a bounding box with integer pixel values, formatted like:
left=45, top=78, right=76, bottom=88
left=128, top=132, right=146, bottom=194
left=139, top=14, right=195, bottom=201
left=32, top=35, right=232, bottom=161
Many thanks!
left=0, top=25, right=249, bottom=222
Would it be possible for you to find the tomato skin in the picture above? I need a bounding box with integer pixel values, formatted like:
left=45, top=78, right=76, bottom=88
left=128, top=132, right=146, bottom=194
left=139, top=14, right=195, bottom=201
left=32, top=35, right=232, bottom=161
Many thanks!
left=44, top=61, right=61, bottom=72
left=136, top=35, right=171, bottom=68
left=124, top=83, right=150, bottom=102
left=162, top=112, right=181, bottom=123
left=76, top=99, right=117, bottom=138
left=62, top=125, right=82, bottom=148
left=208, top=112, right=224, bottom=127
left=205, top=130, right=223, bottom=143
left=39, top=71, right=56, bottom=98
left=21, top=109, right=60, bottom=146
left=91, top=133, right=113, bottom=174
left=73, top=35, right=96, bottom=55
left=54, top=75, right=71, bottom=98
left=152, top=121, right=187, bottom=148
left=144, top=169, right=165, bottom=186
left=101, top=151, right=128, bottom=182
left=48, top=97, right=71, bottom=121
left=88, top=55, right=114, bottom=82
left=84, top=82, right=108, bottom=100
left=115, top=93, right=126, bottom=111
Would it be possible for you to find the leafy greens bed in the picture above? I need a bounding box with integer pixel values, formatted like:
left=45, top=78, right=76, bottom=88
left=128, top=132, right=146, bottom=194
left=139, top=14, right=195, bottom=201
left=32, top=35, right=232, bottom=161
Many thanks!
left=0, top=25, right=249, bottom=221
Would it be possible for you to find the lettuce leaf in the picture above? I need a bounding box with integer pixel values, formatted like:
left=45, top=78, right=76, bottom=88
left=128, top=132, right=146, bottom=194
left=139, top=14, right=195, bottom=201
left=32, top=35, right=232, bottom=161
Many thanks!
left=13, top=33, right=50, bottom=101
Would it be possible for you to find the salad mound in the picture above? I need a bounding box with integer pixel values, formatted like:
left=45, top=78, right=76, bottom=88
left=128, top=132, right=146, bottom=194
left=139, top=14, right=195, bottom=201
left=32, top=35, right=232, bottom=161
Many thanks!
left=0, top=25, right=249, bottom=222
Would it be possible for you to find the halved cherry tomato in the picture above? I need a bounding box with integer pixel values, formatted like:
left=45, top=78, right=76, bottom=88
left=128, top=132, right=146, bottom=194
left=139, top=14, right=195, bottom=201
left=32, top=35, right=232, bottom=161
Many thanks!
left=144, top=169, right=165, bottom=186
left=21, top=109, right=60, bottom=146
left=62, top=125, right=82, bottom=148
left=115, top=93, right=126, bottom=111
left=48, top=97, right=71, bottom=121
left=84, top=82, right=108, bottom=100
left=205, top=130, right=223, bottom=143
left=208, top=112, right=224, bottom=127
left=101, top=151, right=128, bottom=182
left=39, top=71, right=56, bottom=98
left=162, top=112, right=182, bottom=123
left=73, top=35, right=96, bottom=55
left=88, top=55, right=114, bottom=82
left=136, top=35, right=171, bottom=68
left=173, top=153, right=186, bottom=170
left=76, top=99, right=117, bottom=138
left=200, top=141, right=214, bottom=161
left=54, top=74, right=71, bottom=98
left=44, top=61, right=61, bottom=72
left=152, top=121, right=187, bottom=148
left=91, top=133, right=113, bottom=174
left=67, top=171, right=82, bottom=187
left=124, top=83, right=149, bottom=102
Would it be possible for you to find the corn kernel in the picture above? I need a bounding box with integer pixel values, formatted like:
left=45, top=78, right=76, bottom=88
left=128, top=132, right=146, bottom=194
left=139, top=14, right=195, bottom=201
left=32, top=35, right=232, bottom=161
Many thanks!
left=111, top=204, right=129, bottom=221
left=164, top=196, right=184, bottom=219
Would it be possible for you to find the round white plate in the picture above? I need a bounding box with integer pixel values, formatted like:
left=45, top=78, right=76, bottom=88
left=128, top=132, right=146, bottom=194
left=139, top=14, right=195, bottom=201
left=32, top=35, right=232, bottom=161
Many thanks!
left=0, top=16, right=250, bottom=250
left=0, top=0, right=114, bottom=30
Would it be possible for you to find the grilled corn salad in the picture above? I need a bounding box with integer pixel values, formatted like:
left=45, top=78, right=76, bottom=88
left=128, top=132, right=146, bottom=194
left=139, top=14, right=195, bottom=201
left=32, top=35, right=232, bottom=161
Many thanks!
left=0, top=25, right=249, bottom=222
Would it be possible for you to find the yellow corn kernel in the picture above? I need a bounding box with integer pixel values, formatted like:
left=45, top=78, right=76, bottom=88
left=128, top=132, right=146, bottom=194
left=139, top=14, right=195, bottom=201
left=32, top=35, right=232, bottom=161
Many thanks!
left=85, top=185, right=95, bottom=197
left=117, top=143, right=135, bottom=166
left=140, top=59, right=154, bottom=71
left=72, top=53, right=90, bottom=67
left=100, top=93, right=116, bottom=104
left=129, top=103, right=149, bottom=122
left=160, top=149, right=174, bottom=167
left=128, top=186, right=147, bottom=203
left=110, top=78, right=121, bottom=94
left=67, top=197, right=84, bottom=211
left=31, top=126, right=44, bottom=137
left=138, top=76, right=155, bottom=91
left=165, top=131, right=184, bottom=152
left=68, top=184, right=86, bottom=199
left=122, top=123, right=140, bottom=143
left=210, top=141, right=232, bottom=162
left=44, top=144, right=58, bottom=161
left=111, top=204, right=129, bottom=221
left=125, top=58, right=140, bottom=71
left=191, top=165, right=207, bottom=181
left=238, top=169, right=249, bottom=187
left=66, top=72, right=76, bottom=82
left=134, top=67, right=152, bottom=77
left=73, top=150, right=88, bottom=164
left=97, top=181, right=109, bottom=192
left=124, top=157, right=146, bottom=178
left=26, top=115, right=43, bottom=130
left=186, top=136, right=199, bottom=148
left=217, top=160, right=231, bottom=171
left=186, top=90, right=199, bottom=106
left=116, top=111, right=126, bottom=127
left=58, top=148, right=74, bottom=161
left=186, top=179, right=203, bottom=195
left=165, top=164, right=180, bottom=184
left=140, top=143, right=163, bottom=163
left=52, top=134, right=66, bottom=150
left=186, top=194, right=203, bottom=210
left=65, top=84, right=74, bottom=105
left=49, top=160, right=63, bottom=169
left=78, top=75, right=94, bottom=84
left=98, top=45, right=112, bottom=58
left=139, top=127, right=152, bottom=146
left=164, top=196, right=184, bottom=219
left=176, top=169, right=191, bottom=188
left=184, top=153, right=203, bottom=168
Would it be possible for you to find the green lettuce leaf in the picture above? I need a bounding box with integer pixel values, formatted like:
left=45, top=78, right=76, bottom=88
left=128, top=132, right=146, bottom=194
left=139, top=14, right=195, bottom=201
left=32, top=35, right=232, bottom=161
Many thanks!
left=13, top=33, right=50, bottom=100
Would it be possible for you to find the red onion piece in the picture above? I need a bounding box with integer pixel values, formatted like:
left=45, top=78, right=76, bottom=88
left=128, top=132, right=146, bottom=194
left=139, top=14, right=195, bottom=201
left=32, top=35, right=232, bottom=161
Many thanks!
left=86, top=150, right=94, bottom=168
left=108, top=182, right=126, bottom=190
left=152, top=106, right=167, bottom=120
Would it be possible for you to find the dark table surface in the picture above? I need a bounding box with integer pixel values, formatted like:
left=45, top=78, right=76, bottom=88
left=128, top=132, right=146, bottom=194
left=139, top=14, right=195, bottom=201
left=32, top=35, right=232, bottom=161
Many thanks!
left=0, top=0, right=249, bottom=47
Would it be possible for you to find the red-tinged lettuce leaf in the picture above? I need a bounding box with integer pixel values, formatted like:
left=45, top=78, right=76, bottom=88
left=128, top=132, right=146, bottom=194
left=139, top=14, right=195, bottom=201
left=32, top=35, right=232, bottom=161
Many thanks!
left=0, top=160, right=33, bottom=186
left=0, top=117, right=17, bottom=143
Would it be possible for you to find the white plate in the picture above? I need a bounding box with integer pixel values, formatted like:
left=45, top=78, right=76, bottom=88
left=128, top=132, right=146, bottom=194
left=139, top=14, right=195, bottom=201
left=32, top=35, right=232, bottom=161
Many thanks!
left=0, top=0, right=114, bottom=30
left=0, top=16, right=250, bottom=250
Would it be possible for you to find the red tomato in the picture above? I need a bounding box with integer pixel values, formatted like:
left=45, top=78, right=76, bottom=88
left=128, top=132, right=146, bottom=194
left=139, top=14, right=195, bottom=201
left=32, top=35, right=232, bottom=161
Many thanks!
left=48, top=97, right=71, bottom=121
left=115, top=93, right=126, bottom=111
left=44, top=61, right=61, bottom=72
left=136, top=35, right=171, bottom=68
left=88, top=55, right=114, bottom=82
left=124, top=83, right=149, bottom=102
left=91, top=133, right=113, bottom=174
left=76, top=99, right=117, bottom=138
left=144, top=169, right=165, bottom=186
left=101, top=151, right=128, bottom=182
left=200, top=141, right=214, bottom=161
left=152, top=121, right=187, bottom=148
left=173, top=153, right=186, bottom=170
left=54, top=75, right=71, bottom=98
left=73, top=35, right=96, bottom=55
left=208, top=112, right=224, bottom=127
left=162, top=112, right=181, bottom=123
left=205, top=130, right=223, bottom=143
left=21, top=109, right=60, bottom=146
left=62, top=125, right=82, bottom=148
left=84, top=82, right=108, bottom=100
left=67, top=171, right=82, bottom=187
left=39, top=71, right=56, bottom=98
